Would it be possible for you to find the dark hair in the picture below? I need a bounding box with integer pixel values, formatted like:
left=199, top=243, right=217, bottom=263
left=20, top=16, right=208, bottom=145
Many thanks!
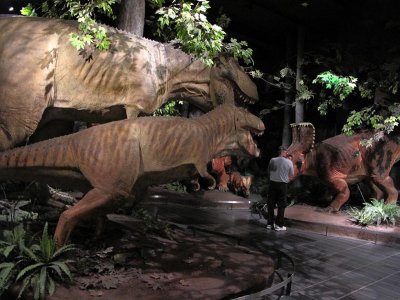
left=278, top=145, right=287, bottom=151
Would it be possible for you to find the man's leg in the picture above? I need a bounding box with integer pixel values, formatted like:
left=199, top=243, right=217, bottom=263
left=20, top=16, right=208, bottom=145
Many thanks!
left=276, top=183, right=288, bottom=227
left=267, top=182, right=277, bottom=227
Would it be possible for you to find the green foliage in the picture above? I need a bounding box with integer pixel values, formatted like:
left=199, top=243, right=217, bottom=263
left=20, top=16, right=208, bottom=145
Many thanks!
left=20, top=3, right=38, bottom=16
left=132, top=208, right=172, bottom=238
left=312, top=71, right=357, bottom=115
left=0, top=200, right=38, bottom=223
left=313, top=71, right=357, bottom=100
left=224, top=38, right=253, bottom=65
left=0, top=223, right=75, bottom=300
left=297, top=79, right=315, bottom=102
left=342, top=104, right=400, bottom=142
left=21, top=0, right=116, bottom=51
left=151, top=0, right=254, bottom=67
left=153, top=100, right=183, bottom=116
left=347, top=199, right=400, bottom=226
left=153, top=0, right=224, bottom=66
left=160, top=181, right=187, bottom=193
left=342, top=107, right=382, bottom=135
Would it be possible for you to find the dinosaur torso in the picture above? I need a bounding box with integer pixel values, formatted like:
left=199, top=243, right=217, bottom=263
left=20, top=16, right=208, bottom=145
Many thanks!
left=304, top=132, right=400, bottom=184
left=0, top=16, right=258, bottom=151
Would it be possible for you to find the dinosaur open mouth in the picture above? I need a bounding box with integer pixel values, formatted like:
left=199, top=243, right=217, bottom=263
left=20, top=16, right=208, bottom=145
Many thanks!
left=245, top=122, right=265, bottom=137
left=245, top=131, right=261, bottom=157
left=232, top=81, right=258, bottom=105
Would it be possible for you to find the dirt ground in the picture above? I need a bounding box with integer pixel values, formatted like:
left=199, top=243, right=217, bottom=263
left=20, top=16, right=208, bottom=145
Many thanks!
left=46, top=218, right=274, bottom=300
left=4, top=210, right=273, bottom=300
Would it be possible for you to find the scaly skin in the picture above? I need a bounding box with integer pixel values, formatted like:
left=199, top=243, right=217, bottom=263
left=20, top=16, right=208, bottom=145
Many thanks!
left=0, top=104, right=265, bottom=245
left=0, top=16, right=258, bottom=150
left=287, top=123, right=400, bottom=211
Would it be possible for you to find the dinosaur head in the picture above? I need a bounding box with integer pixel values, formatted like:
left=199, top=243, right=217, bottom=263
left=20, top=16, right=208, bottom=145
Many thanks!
left=240, top=175, right=253, bottom=198
left=287, top=122, right=315, bottom=177
left=215, top=105, right=265, bottom=158
left=210, top=54, right=259, bottom=107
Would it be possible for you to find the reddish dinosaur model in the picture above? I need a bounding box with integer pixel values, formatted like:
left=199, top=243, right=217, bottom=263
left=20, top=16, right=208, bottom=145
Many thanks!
left=287, top=123, right=399, bottom=212
left=0, top=16, right=258, bottom=151
left=228, top=171, right=253, bottom=198
left=0, top=104, right=264, bottom=245
left=210, top=156, right=252, bottom=197
left=211, top=156, right=233, bottom=191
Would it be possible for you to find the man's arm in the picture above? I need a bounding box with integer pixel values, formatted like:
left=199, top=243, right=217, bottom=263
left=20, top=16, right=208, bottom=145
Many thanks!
left=287, top=159, right=294, bottom=181
left=267, top=159, right=273, bottom=178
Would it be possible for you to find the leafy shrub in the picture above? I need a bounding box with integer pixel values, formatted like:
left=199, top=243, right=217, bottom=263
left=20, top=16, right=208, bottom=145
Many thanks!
left=132, top=208, right=173, bottom=238
left=347, top=199, right=400, bottom=226
left=0, top=223, right=76, bottom=300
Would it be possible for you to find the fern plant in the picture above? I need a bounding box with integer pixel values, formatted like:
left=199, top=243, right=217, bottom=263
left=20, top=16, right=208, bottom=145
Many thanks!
left=347, top=199, right=400, bottom=226
left=0, top=225, right=27, bottom=296
left=0, top=223, right=76, bottom=300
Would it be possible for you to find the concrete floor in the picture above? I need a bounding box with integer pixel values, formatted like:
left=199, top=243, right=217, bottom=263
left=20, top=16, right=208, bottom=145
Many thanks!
left=143, top=188, right=400, bottom=300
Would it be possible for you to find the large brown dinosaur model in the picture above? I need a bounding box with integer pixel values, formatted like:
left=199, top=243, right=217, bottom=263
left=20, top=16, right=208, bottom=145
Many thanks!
left=0, top=16, right=258, bottom=151
left=0, top=104, right=265, bottom=245
left=287, top=123, right=399, bottom=212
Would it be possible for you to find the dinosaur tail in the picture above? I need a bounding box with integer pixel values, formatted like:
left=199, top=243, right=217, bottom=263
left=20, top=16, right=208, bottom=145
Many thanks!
left=0, top=135, right=76, bottom=169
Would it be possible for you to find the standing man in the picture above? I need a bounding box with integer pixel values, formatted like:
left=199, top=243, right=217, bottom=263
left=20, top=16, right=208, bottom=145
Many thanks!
left=266, top=146, right=294, bottom=231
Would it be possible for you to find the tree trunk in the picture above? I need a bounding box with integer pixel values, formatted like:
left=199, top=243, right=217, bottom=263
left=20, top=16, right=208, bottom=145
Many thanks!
left=295, top=25, right=304, bottom=123
left=282, top=33, right=294, bottom=147
left=118, top=0, right=145, bottom=36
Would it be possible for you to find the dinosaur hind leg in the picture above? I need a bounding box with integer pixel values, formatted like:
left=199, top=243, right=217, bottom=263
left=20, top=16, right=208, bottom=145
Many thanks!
left=367, top=180, right=385, bottom=201
left=54, top=188, right=114, bottom=247
left=328, top=178, right=350, bottom=212
left=371, top=176, right=398, bottom=204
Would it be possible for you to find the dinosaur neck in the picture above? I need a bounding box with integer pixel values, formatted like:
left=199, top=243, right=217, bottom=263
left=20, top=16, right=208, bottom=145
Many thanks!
left=164, top=45, right=213, bottom=111
left=195, top=105, right=235, bottom=159
left=302, top=150, right=318, bottom=176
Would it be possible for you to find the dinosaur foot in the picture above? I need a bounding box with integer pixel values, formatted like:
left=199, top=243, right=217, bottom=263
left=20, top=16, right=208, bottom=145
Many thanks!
left=315, top=206, right=339, bottom=214
left=218, top=185, right=229, bottom=192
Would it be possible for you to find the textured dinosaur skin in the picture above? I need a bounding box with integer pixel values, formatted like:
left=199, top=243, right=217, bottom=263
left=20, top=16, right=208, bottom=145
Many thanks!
left=287, top=123, right=400, bottom=211
left=228, top=171, right=252, bottom=198
left=211, top=156, right=232, bottom=191
left=0, top=104, right=264, bottom=245
left=0, top=16, right=258, bottom=151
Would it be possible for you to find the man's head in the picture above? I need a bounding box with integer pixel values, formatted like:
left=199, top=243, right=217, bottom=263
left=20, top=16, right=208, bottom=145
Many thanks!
left=278, top=145, right=287, bottom=156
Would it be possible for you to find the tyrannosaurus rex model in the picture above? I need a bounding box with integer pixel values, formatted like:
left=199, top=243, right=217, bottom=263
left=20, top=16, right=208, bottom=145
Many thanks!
left=0, top=16, right=258, bottom=151
left=0, top=104, right=264, bottom=246
left=287, top=123, right=399, bottom=212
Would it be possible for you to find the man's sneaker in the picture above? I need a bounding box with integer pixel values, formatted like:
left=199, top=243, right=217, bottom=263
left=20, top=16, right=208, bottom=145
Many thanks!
left=266, top=224, right=274, bottom=230
left=275, top=225, right=287, bottom=231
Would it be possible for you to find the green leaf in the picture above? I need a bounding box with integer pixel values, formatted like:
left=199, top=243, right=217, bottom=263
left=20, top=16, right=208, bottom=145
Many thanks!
left=0, top=262, right=16, bottom=288
left=51, top=262, right=72, bottom=280
left=22, top=245, right=40, bottom=263
left=3, top=245, right=16, bottom=258
left=16, top=263, right=45, bottom=281
left=18, top=274, right=33, bottom=299
left=52, top=244, right=76, bottom=259
left=49, top=265, right=62, bottom=278
left=20, top=3, right=37, bottom=16
left=47, top=274, right=55, bottom=296
left=39, top=267, right=47, bottom=300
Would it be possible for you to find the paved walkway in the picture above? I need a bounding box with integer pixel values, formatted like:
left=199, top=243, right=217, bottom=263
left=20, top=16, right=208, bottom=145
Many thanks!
left=143, top=188, right=400, bottom=300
